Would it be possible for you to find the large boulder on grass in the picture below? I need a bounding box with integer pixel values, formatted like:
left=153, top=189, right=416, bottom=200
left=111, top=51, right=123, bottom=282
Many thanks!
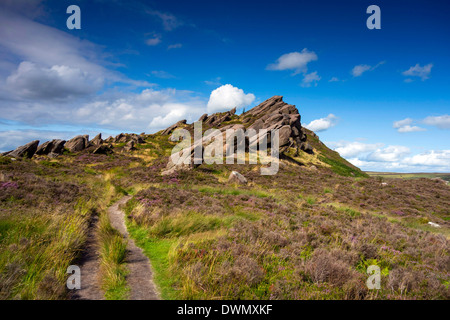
left=160, top=120, right=187, bottom=135
left=124, top=140, right=135, bottom=152
left=92, top=144, right=112, bottom=155
left=36, top=139, right=66, bottom=156
left=6, top=140, right=39, bottom=159
left=65, top=135, right=90, bottom=152
left=228, top=171, right=248, bottom=184
left=90, top=133, right=102, bottom=146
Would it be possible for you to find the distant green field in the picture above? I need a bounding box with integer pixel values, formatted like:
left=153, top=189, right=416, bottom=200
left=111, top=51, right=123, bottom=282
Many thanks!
left=366, top=171, right=450, bottom=182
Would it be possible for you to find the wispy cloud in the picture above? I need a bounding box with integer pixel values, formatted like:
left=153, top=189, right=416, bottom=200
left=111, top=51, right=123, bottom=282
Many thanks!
left=150, top=70, right=176, bottom=79
left=351, top=65, right=371, bottom=77
left=402, top=63, right=433, bottom=81
left=351, top=61, right=385, bottom=77
left=145, top=33, right=162, bottom=46
left=301, top=71, right=321, bottom=87
left=204, top=77, right=222, bottom=86
left=267, top=49, right=318, bottom=75
left=146, top=9, right=182, bottom=31
left=168, top=43, right=182, bottom=50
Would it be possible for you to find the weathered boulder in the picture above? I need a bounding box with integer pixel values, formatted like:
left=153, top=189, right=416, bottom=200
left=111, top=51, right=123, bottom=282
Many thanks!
left=161, top=120, right=187, bottom=135
left=114, top=133, right=144, bottom=144
left=90, top=133, right=102, bottom=146
left=278, top=125, right=292, bottom=147
left=114, top=133, right=127, bottom=143
left=36, top=139, right=66, bottom=156
left=228, top=171, right=248, bottom=184
left=65, top=135, right=89, bottom=152
left=93, top=144, right=112, bottom=155
left=300, top=142, right=313, bottom=154
left=130, top=133, right=144, bottom=144
left=161, top=141, right=205, bottom=176
left=198, top=113, right=208, bottom=122
left=204, top=115, right=217, bottom=126
left=124, top=140, right=135, bottom=152
left=6, top=140, right=39, bottom=159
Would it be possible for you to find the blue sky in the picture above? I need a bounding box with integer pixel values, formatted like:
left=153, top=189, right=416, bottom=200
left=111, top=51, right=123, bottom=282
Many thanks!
left=0, top=0, right=449, bottom=172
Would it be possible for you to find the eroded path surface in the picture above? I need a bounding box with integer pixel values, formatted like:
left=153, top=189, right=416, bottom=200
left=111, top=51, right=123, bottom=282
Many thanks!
left=108, top=196, right=160, bottom=300
left=71, top=216, right=104, bottom=300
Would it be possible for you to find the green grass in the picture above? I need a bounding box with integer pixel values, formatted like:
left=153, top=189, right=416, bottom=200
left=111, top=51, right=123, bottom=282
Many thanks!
left=337, top=207, right=361, bottom=218
left=0, top=207, right=90, bottom=299
left=148, top=212, right=229, bottom=238
left=319, top=155, right=367, bottom=178
left=126, top=222, right=179, bottom=299
left=197, top=185, right=269, bottom=198
left=323, top=187, right=333, bottom=194
left=97, top=211, right=129, bottom=300
left=306, top=196, right=317, bottom=205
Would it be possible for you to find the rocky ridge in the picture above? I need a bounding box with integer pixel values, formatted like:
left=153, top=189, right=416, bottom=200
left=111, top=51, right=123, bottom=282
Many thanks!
left=1, top=95, right=364, bottom=178
left=162, top=96, right=314, bottom=175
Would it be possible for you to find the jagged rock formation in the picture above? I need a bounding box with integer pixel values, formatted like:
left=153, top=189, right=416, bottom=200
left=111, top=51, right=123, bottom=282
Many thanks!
left=114, top=133, right=145, bottom=144
left=124, top=140, right=136, bottom=152
left=161, top=96, right=315, bottom=175
left=161, top=120, right=187, bottom=136
left=3, top=140, right=39, bottom=159
left=92, top=144, right=113, bottom=155
left=65, top=135, right=90, bottom=152
left=90, top=133, right=103, bottom=146
left=244, top=96, right=312, bottom=153
left=0, top=96, right=362, bottom=180
left=1, top=130, right=148, bottom=160
left=201, top=107, right=237, bottom=128
left=36, top=139, right=66, bottom=157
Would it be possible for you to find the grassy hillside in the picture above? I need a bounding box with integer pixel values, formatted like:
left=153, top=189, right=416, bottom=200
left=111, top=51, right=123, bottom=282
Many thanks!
left=300, top=128, right=368, bottom=178
left=1, top=131, right=449, bottom=300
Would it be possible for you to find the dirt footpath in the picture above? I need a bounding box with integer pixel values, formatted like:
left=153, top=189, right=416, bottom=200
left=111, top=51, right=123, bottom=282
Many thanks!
left=108, top=196, right=160, bottom=300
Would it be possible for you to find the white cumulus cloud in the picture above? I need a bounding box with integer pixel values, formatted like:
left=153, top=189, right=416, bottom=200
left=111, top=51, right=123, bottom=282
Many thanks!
left=403, top=150, right=450, bottom=167
left=304, top=114, right=338, bottom=132
left=6, top=61, right=103, bottom=100
left=207, top=84, right=255, bottom=113
left=331, top=141, right=382, bottom=158
left=327, top=140, right=450, bottom=172
left=366, top=145, right=411, bottom=162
